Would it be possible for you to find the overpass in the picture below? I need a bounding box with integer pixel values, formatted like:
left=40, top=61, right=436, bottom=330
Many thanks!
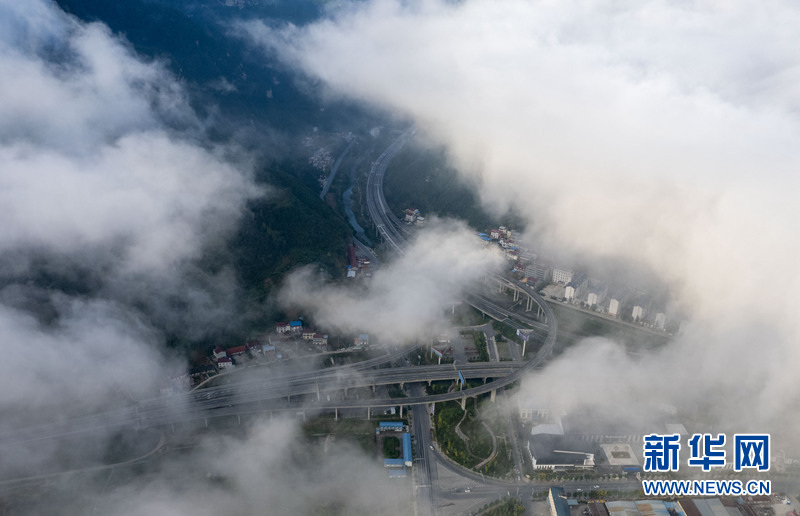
left=354, top=128, right=560, bottom=411
left=0, top=130, right=559, bottom=450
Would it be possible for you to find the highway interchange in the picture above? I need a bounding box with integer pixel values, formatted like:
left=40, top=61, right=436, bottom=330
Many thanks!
left=0, top=129, right=560, bottom=514
left=362, top=130, right=558, bottom=514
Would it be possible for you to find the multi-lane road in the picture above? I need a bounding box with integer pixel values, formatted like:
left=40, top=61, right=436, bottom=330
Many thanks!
left=364, top=130, right=413, bottom=253
left=0, top=130, right=560, bottom=516
left=362, top=130, right=562, bottom=514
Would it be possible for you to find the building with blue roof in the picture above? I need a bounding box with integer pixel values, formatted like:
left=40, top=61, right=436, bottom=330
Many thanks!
left=548, top=487, right=571, bottom=516
left=388, top=468, right=407, bottom=478
left=402, top=433, right=412, bottom=467
left=377, top=421, right=404, bottom=433
left=383, top=458, right=405, bottom=468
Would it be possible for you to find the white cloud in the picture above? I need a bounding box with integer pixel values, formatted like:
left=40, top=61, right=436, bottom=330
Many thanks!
left=0, top=0, right=260, bottom=419
left=279, top=219, right=503, bottom=342
left=252, top=0, right=800, bottom=438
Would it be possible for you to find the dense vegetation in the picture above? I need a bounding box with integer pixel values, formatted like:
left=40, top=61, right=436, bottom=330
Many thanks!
left=54, top=0, right=376, bottom=355
left=471, top=331, right=490, bottom=362
left=492, top=321, right=524, bottom=345
left=382, top=436, right=401, bottom=459
left=481, top=498, right=526, bottom=516
left=383, top=143, right=523, bottom=231
left=233, top=162, right=352, bottom=295
left=434, top=401, right=473, bottom=466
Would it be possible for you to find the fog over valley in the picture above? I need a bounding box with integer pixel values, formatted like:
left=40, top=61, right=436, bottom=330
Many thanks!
left=1, top=0, right=798, bottom=514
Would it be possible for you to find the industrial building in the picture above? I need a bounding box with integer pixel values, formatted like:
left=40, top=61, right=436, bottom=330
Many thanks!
left=548, top=487, right=571, bottom=516
left=527, top=433, right=595, bottom=470
left=402, top=432, right=412, bottom=467
left=376, top=421, right=404, bottom=433
left=378, top=423, right=412, bottom=478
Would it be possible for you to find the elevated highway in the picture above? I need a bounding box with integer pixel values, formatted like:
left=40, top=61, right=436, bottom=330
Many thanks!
left=0, top=130, right=559, bottom=455
left=364, top=130, right=413, bottom=253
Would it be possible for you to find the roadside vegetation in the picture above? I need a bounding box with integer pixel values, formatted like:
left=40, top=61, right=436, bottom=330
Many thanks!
left=302, top=417, right=381, bottom=454
left=450, top=304, right=491, bottom=327
left=432, top=395, right=516, bottom=477
left=409, top=347, right=443, bottom=366
left=386, top=384, right=407, bottom=398
left=426, top=380, right=453, bottom=396
left=492, top=321, right=523, bottom=345
left=479, top=497, right=526, bottom=516
left=471, top=331, right=490, bottom=362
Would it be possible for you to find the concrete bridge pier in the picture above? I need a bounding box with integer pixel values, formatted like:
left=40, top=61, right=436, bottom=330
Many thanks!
left=490, top=389, right=496, bottom=403
left=367, top=407, right=371, bottom=420
left=460, top=397, right=467, bottom=410
left=204, top=418, right=208, bottom=428
left=526, top=296, right=534, bottom=312
left=334, top=408, right=338, bottom=421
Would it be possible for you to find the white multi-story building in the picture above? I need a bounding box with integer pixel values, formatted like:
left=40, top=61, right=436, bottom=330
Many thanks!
left=566, top=273, right=587, bottom=300
left=608, top=298, right=620, bottom=317
left=654, top=312, right=666, bottom=330
left=586, top=280, right=607, bottom=308
left=632, top=305, right=644, bottom=321
left=552, top=266, right=573, bottom=284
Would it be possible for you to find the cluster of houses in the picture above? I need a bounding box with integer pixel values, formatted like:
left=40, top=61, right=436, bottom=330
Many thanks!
left=346, top=244, right=372, bottom=279
left=198, top=320, right=371, bottom=380
left=403, top=208, right=425, bottom=226
left=477, top=226, right=673, bottom=331
left=275, top=320, right=330, bottom=348
left=202, top=320, right=331, bottom=373
left=477, top=226, right=521, bottom=262
left=211, top=340, right=264, bottom=369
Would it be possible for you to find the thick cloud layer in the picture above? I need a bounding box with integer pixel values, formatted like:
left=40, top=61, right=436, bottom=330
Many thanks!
left=0, top=1, right=260, bottom=419
left=1, top=416, right=411, bottom=515
left=0, top=5, right=424, bottom=514
left=279, top=220, right=503, bottom=343
left=100, top=418, right=408, bottom=516
left=250, top=0, right=800, bottom=442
